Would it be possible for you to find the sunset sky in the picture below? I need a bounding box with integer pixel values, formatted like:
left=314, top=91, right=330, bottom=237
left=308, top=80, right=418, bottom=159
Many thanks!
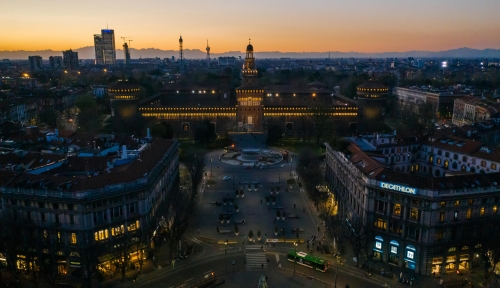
left=2, top=0, right=500, bottom=53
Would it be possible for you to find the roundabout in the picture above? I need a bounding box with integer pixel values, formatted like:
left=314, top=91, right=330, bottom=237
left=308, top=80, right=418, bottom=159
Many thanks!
left=220, top=149, right=283, bottom=166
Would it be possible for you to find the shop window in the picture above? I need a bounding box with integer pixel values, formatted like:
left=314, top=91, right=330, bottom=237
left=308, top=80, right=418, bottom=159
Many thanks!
left=393, top=204, right=401, bottom=216
left=466, top=209, right=472, bottom=219
left=410, top=208, right=418, bottom=220
left=71, top=233, right=77, bottom=244
left=480, top=207, right=485, bottom=217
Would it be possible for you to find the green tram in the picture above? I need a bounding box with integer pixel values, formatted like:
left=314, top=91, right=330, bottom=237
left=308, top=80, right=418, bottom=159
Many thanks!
left=287, top=250, right=329, bottom=272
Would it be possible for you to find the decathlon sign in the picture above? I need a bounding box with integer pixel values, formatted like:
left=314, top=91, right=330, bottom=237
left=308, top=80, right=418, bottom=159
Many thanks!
left=379, top=182, right=417, bottom=194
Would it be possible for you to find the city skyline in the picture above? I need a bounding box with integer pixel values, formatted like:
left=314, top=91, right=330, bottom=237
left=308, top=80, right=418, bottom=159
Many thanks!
left=2, top=0, right=500, bottom=53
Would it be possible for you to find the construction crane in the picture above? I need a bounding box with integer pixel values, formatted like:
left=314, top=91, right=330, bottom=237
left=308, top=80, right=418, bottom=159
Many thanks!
left=120, top=37, right=133, bottom=66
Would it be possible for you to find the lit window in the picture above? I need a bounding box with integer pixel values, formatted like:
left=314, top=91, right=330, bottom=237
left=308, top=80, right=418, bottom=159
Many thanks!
left=410, top=208, right=418, bottom=220
left=454, top=200, right=460, bottom=206
left=466, top=209, right=472, bottom=219
left=440, top=202, right=446, bottom=208
left=437, top=158, right=441, bottom=165
left=480, top=207, right=485, bottom=217
left=393, top=204, right=401, bottom=216
left=481, top=161, right=486, bottom=167
left=439, top=212, right=445, bottom=222
left=491, top=163, right=497, bottom=170
left=444, top=161, right=449, bottom=168
left=429, top=156, right=433, bottom=163
left=494, top=206, right=498, bottom=215
left=71, top=233, right=77, bottom=244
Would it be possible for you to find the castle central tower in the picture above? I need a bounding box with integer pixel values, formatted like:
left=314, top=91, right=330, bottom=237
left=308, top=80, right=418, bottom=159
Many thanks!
left=236, top=40, right=263, bottom=132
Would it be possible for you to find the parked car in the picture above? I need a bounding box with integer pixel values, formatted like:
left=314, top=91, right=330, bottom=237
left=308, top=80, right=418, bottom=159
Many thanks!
left=223, top=176, right=231, bottom=181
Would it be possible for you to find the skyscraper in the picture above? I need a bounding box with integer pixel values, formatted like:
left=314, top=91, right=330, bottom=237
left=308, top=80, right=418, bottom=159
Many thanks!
left=94, top=34, right=104, bottom=65
left=49, top=56, right=63, bottom=69
left=28, top=55, right=43, bottom=70
left=62, top=50, right=79, bottom=72
left=94, top=29, right=116, bottom=66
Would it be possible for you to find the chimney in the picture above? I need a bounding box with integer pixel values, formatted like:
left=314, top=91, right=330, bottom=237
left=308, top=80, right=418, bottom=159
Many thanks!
left=122, top=145, right=127, bottom=160
left=147, top=128, right=151, bottom=139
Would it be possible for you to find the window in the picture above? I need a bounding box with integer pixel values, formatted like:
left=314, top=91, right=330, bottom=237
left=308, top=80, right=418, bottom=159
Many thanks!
left=70, top=215, right=75, bottom=224
left=429, top=156, right=434, bottom=163
left=67, top=204, right=74, bottom=211
left=453, top=154, right=458, bottom=160
left=481, top=161, right=487, bottom=167
left=112, top=225, right=125, bottom=236
left=445, top=152, right=450, bottom=157
left=461, top=164, right=466, bottom=171
left=112, top=207, right=122, bottom=218
left=375, top=218, right=386, bottom=230
left=494, top=206, right=498, bottom=215
left=462, top=156, right=468, bottom=162
left=410, top=208, right=419, bottom=220
left=471, top=158, right=476, bottom=165
left=128, top=220, right=140, bottom=231
left=437, top=150, right=442, bottom=156
left=393, top=204, right=401, bottom=216
left=440, top=201, right=446, bottom=208
left=480, top=207, right=485, bottom=217
left=437, top=229, right=443, bottom=241
left=94, top=229, right=109, bottom=241
left=444, top=160, right=449, bottom=168
left=57, top=231, right=61, bottom=243
left=439, top=211, right=445, bottom=222
left=466, top=209, right=472, bottom=219
left=437, top=158, right=441, bottom=165
left=453, top=211, right=459, bottom=221
left=71, top=233, right=77, bottom=244
left=41, top=212, right=46, bottom=222
left=53, top=203, right=59, bottom=209
left=468, top=199, right=473, bottom=205
left=492, top=163, right=497, bottom=170
left=43, top=230, right=48, bottom=241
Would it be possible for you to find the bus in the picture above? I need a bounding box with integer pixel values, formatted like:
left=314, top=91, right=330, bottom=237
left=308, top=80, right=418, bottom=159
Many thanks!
left=287, top=250, right=329, bottom=272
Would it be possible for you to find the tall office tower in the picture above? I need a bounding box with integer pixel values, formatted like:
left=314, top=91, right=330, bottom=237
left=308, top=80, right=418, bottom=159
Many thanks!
left=28, top=55, right=43, bottom=70
left=94, top=29, right=116, bottom=65
left=94, top=34, right=104, bottom=65
left=49, top=56, right=63, bottom=69
left=179, top=35, right=184, bottom=73
left=62, top=50, right=79, bottom=72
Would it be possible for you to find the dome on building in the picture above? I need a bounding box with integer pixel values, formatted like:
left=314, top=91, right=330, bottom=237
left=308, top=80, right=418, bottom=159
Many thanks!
left=357, top=80, right=387, bottom=90
left=246, top=43, right=254, bottom=51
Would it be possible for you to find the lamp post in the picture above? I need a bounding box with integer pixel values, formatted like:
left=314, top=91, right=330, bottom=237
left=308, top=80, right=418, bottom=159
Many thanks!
left=224, top=239, right=228, bottom=275
left=210, top=158, right=213, bottom=177
left=293, top=242, right=298, bottom=276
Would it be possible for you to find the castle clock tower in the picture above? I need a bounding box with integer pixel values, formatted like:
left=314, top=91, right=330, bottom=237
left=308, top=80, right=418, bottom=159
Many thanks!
left=242, top=39, right=258, bottom=87
left=236, top=39, right=263, bottom=132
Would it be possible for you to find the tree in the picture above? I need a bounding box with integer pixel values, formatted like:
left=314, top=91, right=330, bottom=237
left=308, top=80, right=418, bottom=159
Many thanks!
left=194, top=120, right=216, bottom=144
left=344, top=216, right=370, bottom=267
left=184, top=152, right=204, bottom=198
left=163, top=185, right=197, bottom=262
left=296, top=148, right=324, bottom=209
left=109, top=229, right=132, bottom=282
left=75, top=94, right=103, bottom=133
left=267, top=123, right=284, bottom=144
left=151, top=122, right=174, bottom=139
left=38, top=108, right=60, bottom=128
left=308, top=105, right=333, bottom=144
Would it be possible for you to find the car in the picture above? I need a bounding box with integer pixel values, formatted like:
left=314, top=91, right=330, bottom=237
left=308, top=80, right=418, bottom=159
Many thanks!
left=222, top=176, right=231, bottom=181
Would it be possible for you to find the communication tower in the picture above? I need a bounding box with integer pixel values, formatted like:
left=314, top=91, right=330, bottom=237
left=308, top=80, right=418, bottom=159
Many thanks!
left=206, top=40, right=210, bottom=68
left=179, top=35, right=184, bottom=73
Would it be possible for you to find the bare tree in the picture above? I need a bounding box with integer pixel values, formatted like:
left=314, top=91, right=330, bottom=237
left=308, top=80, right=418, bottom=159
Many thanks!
left=163, top=185, right=197, bottom=261
left=184, top=153, right=204, bottom=198
left=343, top=216, right=370, bottom=267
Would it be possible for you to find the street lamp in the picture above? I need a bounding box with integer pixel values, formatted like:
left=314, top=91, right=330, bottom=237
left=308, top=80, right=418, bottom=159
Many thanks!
left=293, top=242, right=298, bottom=276
left=224, top=239, right=228, bottom=275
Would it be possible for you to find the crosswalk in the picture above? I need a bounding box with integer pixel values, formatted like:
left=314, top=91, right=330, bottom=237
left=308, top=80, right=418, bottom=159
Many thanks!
left=190, top=237, right=216, bottom=245
left=246, top=247, right=267, bottom=270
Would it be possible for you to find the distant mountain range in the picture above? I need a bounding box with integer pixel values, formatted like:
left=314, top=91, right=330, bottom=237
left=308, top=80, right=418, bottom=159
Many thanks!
left=2, top=47, right=500, bottom=60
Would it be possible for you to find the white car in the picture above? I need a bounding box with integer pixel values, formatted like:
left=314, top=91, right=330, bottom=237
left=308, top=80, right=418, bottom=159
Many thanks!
left=222, top=176, right=231, bottom=181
